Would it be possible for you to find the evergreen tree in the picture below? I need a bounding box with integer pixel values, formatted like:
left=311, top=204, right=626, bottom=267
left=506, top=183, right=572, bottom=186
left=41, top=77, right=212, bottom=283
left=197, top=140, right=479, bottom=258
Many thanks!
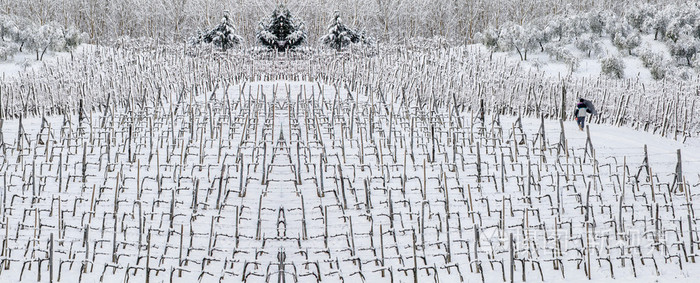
left=320, top=11, right=368, bottom=51
left=198, top=11, right=243, bottom=50
left=256, top=4, right=306, bottom=51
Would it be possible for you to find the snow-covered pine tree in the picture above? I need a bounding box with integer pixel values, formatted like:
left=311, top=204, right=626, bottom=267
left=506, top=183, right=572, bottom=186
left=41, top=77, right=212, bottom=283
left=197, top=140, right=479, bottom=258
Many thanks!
left=198, top=11, right=243, bottom=51
left=320, top=11, right=367, bottom=51
left=256, top=4, right=306, bottom=51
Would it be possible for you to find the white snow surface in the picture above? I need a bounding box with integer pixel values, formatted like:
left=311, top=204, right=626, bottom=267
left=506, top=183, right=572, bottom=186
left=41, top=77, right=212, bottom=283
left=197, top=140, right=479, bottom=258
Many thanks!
left=0, top=45, right=91, bottom=78
left=484, top=34, right=672, bottom=81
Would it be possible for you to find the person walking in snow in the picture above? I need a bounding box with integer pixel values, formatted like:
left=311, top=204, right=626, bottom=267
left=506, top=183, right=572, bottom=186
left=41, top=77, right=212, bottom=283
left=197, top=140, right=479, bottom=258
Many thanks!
left=574, top=98, right=591, bottom=131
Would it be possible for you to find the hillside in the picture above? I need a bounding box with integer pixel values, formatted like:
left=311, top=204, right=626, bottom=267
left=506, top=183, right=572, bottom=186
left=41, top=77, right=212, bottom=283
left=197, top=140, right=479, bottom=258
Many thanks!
left=478, top=2, right=700, bottom=81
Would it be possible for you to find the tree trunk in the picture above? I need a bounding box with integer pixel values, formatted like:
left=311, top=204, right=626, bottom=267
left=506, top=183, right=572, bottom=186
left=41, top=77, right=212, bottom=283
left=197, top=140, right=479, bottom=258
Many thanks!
left=515, top=46, right=523, bottom=61
left=41, top=46, right=49, bottom=61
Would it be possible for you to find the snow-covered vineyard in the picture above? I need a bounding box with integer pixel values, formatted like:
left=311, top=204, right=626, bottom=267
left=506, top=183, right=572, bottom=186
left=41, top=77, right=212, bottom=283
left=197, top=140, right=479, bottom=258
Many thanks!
left=4, top=41, right=700, bottom=140
left=5, top=0, right=700, bottom=281
left=2, top=45, right=700, bottom=282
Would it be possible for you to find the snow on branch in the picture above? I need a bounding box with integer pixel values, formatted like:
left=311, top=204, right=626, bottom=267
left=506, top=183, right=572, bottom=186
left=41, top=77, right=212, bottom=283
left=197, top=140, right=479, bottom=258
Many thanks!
left=256, top=4, right=307, bottom=52
left=193, top=11, right=243, bottom=51
left=319, top=11, right=372, bottom=51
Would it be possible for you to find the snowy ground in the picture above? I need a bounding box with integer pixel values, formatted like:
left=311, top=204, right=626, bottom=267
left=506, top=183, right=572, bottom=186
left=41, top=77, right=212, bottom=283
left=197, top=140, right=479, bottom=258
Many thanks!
left=0, top=45, right=92, bottom=78
left=486, top=34, right=674, bottom=81
left=0, top=80, right=699, bottom=282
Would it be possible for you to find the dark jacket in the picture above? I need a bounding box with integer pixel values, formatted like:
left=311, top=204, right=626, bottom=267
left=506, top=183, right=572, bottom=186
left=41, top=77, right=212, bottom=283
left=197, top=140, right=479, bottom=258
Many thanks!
left=573, top=103, right=591, bottom=117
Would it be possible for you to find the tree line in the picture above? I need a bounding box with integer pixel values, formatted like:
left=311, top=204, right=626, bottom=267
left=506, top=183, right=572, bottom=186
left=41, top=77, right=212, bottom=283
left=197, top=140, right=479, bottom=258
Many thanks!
left=479, top=2, right=700, bottom=80
left=0, top=0, right=678, bottom=45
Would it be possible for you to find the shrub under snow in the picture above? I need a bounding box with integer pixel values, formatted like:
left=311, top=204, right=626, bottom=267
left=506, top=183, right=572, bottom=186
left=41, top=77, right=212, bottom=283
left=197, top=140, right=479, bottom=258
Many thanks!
left=574, top=34, right=603, bottom=57
left=669, top=34, right=700, bottom=66
left=637, top=46, right=669, bottom=79
left=600, top=55, right=625, bottom=79
left=1, top=15, right=85, bottom=60
left=0, top=41, right=19, bottom=60
left=544, top=43, right=579, bottom=72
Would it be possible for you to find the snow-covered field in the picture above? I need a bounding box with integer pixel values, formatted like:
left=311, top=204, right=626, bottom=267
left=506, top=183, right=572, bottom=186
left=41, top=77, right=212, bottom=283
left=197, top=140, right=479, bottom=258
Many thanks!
left=4, top=1, right=700, bottom=282
left=489, top=34, right=666, bottom=81
left=0, top=80, right=699, bottom=282
left=0, top=45, right=90, bottom=78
